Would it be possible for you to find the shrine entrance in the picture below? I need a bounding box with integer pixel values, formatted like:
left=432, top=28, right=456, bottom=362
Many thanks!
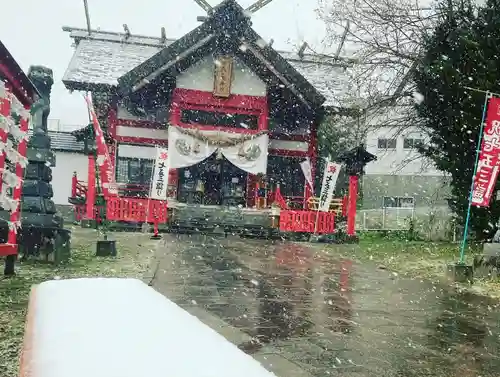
left=177, top=153, right=248, bottom=207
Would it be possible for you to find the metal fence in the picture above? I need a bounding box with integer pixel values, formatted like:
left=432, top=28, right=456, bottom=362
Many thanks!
left=357, top=206, right=457, bottom=241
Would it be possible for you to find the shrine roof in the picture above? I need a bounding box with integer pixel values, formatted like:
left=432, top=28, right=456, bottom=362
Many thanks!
left=0, top=40, right=41, bottom=105
left=62, top=28, right=351, bottom=110
left=27, top=130, right=85, bottom=153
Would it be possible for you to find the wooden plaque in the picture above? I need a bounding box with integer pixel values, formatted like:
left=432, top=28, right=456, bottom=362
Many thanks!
left=213, top=56, right=233, bottom=98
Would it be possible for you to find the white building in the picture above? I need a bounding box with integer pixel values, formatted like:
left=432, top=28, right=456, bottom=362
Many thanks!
left=361, top=107, right=450, bottom=210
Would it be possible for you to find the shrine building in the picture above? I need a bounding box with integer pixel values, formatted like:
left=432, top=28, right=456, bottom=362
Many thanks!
left=63, top=0, right=342, bottom=209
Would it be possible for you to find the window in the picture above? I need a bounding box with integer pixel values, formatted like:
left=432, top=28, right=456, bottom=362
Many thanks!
left=377, top=138, right=397, bottom=149
left=180, top=109, right=259, bottom=130
left=383, top=196, right=415, bottom=208
left=115, top=157, right=154, bottom=186
left=267, top=156, right=304, bottom=198
left=403, top=138, right=424, bottom=149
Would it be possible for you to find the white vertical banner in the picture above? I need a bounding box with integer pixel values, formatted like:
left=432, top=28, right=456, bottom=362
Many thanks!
left=318, top=161, right=341, bottom=212
left=300, top=158, right=314, bottom=192
left=150, top=147, right=169, bottom=200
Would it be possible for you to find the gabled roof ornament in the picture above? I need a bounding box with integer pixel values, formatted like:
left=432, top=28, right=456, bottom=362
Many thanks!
left=193, top=0, right=214, bottom=15
left=160, top=27, right=167, bottom=44
left=298, top=42, right=308, bottom=59
left=123, top=24, right=131, bottom=39
left=246, top=0, right=276, bottom=14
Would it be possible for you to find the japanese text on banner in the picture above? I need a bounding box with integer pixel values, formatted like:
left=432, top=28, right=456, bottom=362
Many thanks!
left=150, top=148, right=169, bottom=200
left=318, top=162, right=341, bottom=212
left=472, top=97, right=500, bottom=207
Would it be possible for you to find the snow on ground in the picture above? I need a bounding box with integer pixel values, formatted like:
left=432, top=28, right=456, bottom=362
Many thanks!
left=29, top=278, right=277, bottom=377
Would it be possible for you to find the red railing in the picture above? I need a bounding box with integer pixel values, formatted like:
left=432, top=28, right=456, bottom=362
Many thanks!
left=71, top=174, right=88, bottom=198
left=279, top=210, right=335, bottom=234
left=106, top=197, right=168, bottom=223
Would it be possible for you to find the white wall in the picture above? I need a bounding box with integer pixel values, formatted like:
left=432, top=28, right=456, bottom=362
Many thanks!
left=364, top=126, right=443, bottom=176
left=176, top=55, right=267, bottom=97
left=51, top=152, right=88, bottom=205
left=117, top=144, right=156, bottom=159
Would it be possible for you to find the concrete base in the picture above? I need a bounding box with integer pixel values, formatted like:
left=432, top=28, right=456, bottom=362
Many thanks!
left=343, top=234, right=360, bottom=244
left=96, top=240, right=117, bottom=257
left=150, top=234, right=162, bottom=240
left=447, top=263, right=473, bottom=284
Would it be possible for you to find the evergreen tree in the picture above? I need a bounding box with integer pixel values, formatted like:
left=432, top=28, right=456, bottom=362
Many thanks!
left=414, top=0, right=500, bottom=239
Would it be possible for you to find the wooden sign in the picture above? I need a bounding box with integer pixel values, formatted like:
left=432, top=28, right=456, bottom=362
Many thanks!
left=213, top=56, right=233, bottom=98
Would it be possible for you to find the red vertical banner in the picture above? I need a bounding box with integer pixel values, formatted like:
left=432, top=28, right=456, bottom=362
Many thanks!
left=472, top=96, right=500, bottom=207
left=84, top=94, right=117, bottom=197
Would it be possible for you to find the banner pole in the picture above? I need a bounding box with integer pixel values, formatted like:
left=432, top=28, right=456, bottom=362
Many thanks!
left=144, top=147, right=157, bottom=231
left=459, top=91, right=490, bottom=263
left=314, top=157, right=329, bottom=235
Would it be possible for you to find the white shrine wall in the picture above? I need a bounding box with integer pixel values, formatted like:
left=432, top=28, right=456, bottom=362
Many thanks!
left=176, top=55, right=267, bottom=97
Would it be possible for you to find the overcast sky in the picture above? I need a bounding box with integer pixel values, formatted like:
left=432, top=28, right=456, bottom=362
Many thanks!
left=0, top=0, right=328, bottom=129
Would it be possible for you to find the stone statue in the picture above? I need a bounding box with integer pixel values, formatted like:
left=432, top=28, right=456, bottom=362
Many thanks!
left=27, top=65, right=53, bottom=132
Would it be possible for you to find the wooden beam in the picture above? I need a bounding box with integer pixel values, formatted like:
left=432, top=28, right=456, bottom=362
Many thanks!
left=192, top=0, right=213, bottom=14
left=246, top=0, right=276, bottom=13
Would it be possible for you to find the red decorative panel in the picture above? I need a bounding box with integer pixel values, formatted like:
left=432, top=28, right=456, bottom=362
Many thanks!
left=106, top=197, right=168, bottom=224
left=279, top=210, right=335, bottom=234
left=0, top=243, right=17, bottom=257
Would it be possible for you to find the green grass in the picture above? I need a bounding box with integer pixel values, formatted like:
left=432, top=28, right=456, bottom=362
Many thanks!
left=0, top=228, right=156, bottom=377
left=315, top=231, right=482, bottom=279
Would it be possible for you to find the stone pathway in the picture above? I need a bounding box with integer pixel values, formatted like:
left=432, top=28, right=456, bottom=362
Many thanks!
left=147, top=234, right=500, bottom=377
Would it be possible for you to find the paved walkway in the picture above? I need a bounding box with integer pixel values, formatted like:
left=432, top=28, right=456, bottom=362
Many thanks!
left=147, top=234, right=500, bottom=377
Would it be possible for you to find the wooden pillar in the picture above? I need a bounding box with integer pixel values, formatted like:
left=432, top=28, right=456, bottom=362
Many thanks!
left=246, top=174, right=257, bottom=208
left=86, top=154, right=96, bottom=220
left=346, top=175, right=358, bottom=236
left=304, top=121, right=318, bottom=209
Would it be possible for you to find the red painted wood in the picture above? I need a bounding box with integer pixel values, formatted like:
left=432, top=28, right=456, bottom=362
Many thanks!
left=106, top=197, right=168, bottom=223
left=346, top=175, right=358, bottom=236
left=115, top=136, right=169, bottom=146
left=71, top=173, right=78, bottom=197
left=0, top=243, right=17, bottom=257
left=172, top=88, right=267, bottom=111
left=268, top=149, right=308, bottom=157
left=172, top=123, right=259, bottom=135
left=170, top=88, right=268, bottom=135
left=116, top=118, right=163, bottom=129
left=108, top=101, right=118, bottom=137
left=86, top=155, right=96, bottom=220
left=0, top=63, right=34, bottom=107
left=279, top=210, right=335, bottom=234
left=342, top=195, right=348, bottom=217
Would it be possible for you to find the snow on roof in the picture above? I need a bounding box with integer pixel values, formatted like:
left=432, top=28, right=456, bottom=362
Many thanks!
left=28, top=278, right=277, bottom=377
left=27, top=130, right=85, bottom=152
left=62, top=30, right=352, bottom=108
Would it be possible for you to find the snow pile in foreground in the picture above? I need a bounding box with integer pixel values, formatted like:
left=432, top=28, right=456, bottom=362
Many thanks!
left=27, top=278, right=277, bottom=377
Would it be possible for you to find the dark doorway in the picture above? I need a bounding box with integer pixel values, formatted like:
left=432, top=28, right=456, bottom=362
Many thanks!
left=177, top=154, right=248, bottom=206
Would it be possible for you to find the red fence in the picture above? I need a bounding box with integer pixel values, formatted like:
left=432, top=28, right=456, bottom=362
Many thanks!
left=106, top=197, right=168, bottom=223
left=279, top=210, right=335, bottom=234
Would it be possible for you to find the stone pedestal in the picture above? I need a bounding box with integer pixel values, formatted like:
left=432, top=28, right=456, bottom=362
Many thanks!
left=447, top=263, right=473, bottom=284
left=16, top=66, right=71, bottom=262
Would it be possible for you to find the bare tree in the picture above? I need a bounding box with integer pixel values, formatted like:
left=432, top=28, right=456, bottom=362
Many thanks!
left=313, top=0, right=450, bottom=169
left=316, top=0, right=442, bottom=104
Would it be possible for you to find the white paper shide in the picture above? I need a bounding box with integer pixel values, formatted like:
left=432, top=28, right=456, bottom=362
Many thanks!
left=300, top=158, right=314, bottom=191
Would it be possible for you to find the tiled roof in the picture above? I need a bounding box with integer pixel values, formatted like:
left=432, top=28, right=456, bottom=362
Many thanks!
left=62, top=29, right=357, bottom=109
left=28, top=130, right=85, bottom=153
